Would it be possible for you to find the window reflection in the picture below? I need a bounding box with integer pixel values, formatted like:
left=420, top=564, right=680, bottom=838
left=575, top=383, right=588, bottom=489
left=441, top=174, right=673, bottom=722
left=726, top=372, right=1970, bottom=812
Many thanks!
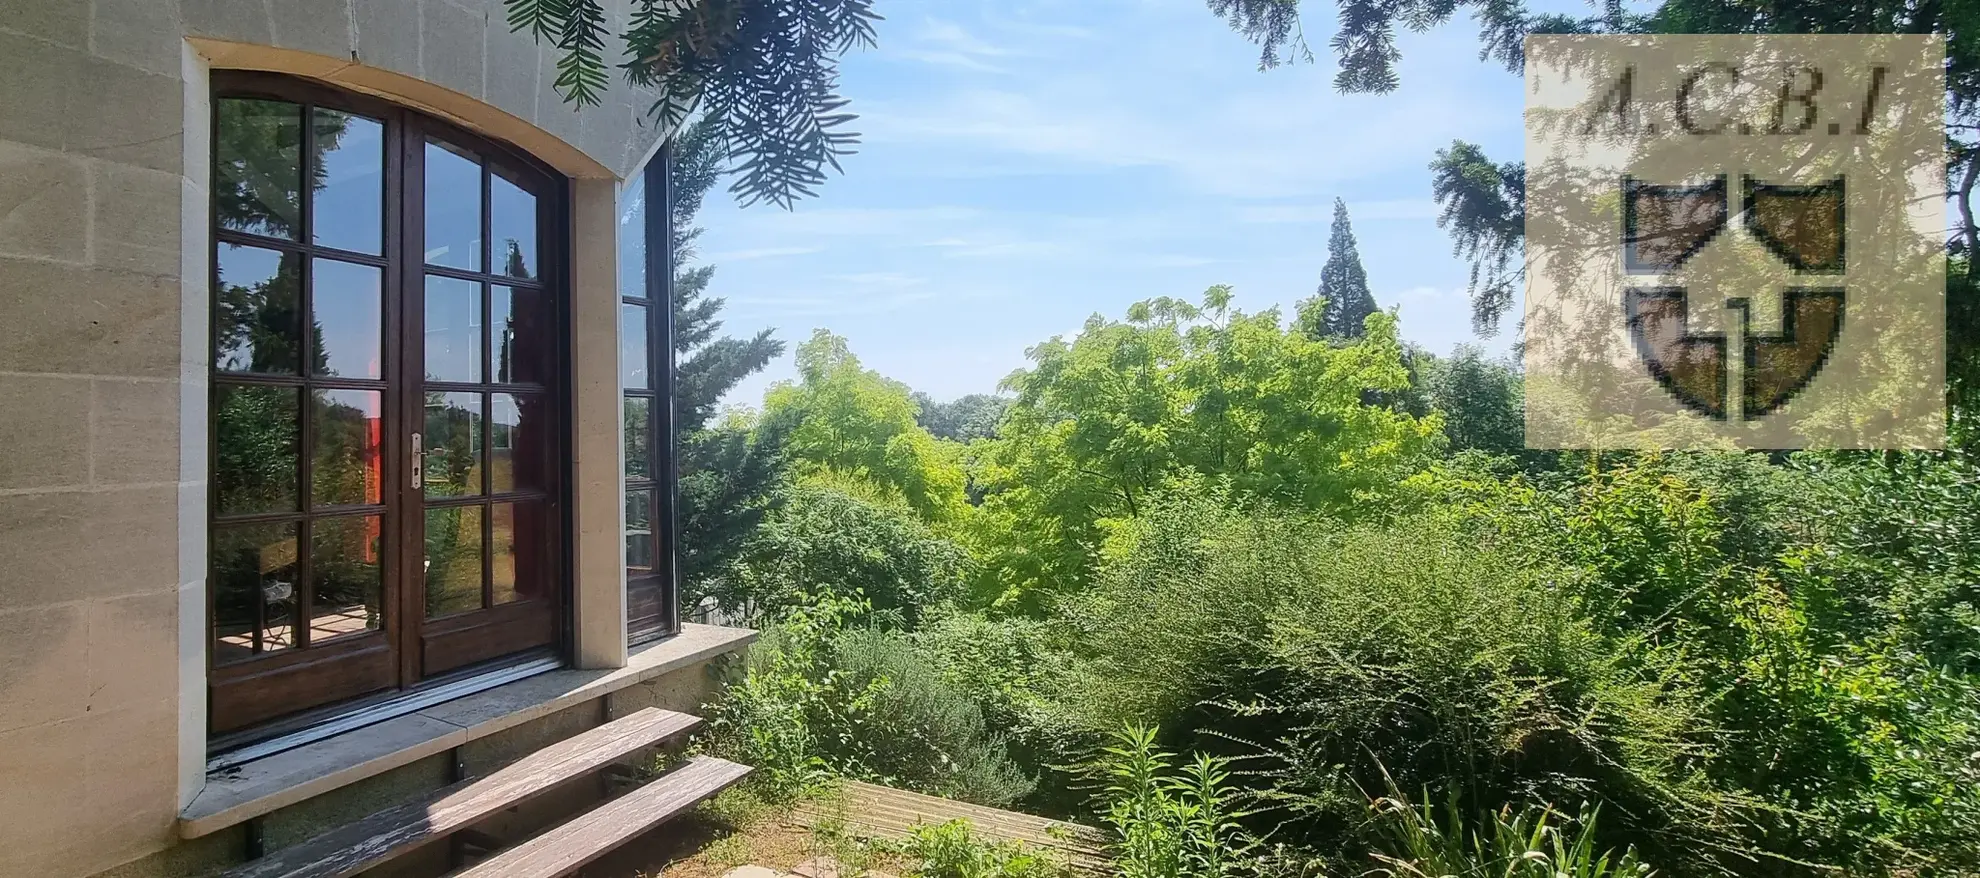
left=626, top=489, right=653, bottom=571
left=312, top=390, right=382, bottom=507
left=621, top=302, right=648, bottom=389
left=618, top=173, right=645, bottom=299
left=491, top=502, right=546, bottom=604
left=215, top=98, right=302, bottom=239
left=490, top=392, right=545, bottom=494
left=310, top=109, right=384, bottom=254
left=492, top=285, right=549, bottom=384
left=424, top=139, right=482, bottom=271
left=624, top=396, right=650, bottom=481
left=214, top=384, right=300, bottom=516
left=311, top=515, right=383, bottom=642
left=424, top=392, right=483, bottom=498
left=312, top=258, right=384, bottom=378
left=425, top=275, right=482, bottom=382
left=215, top=244, right=303, bottom=374
left=424, top=505, right=483, bottom=617
left=491, top=166, right=537, bottom=280
left=212, top=522, right=299, bottom=662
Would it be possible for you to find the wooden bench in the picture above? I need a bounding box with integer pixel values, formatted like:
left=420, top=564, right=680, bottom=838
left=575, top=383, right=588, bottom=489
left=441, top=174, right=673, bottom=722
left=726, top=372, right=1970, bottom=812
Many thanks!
left=219, top=707, right=708, bottom=878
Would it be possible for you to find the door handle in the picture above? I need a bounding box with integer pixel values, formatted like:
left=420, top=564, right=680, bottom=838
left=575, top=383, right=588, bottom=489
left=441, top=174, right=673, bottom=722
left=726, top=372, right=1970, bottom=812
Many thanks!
left=410, top=432, right=423, bottom=490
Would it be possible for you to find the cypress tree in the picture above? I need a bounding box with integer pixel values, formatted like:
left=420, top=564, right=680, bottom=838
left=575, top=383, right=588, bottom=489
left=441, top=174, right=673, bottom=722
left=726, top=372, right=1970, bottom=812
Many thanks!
left=1302, top=198, right=1378, bottom=340
left=666, top=117, right=789, bottom=588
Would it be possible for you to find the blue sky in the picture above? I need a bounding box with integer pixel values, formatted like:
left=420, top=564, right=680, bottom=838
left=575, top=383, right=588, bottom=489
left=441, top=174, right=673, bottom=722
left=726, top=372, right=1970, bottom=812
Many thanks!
left=690, top=0, right=1541, bottom=406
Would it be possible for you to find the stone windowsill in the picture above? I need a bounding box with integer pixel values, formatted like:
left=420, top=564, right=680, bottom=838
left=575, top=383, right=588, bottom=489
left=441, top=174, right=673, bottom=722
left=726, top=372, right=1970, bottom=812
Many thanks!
left=178, top=623, right=757, bottom=839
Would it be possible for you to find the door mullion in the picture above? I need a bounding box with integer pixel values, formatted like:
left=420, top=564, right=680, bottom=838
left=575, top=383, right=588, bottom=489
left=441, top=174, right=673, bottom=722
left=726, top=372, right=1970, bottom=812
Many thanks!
left=397, top=111, right=428, bottom=689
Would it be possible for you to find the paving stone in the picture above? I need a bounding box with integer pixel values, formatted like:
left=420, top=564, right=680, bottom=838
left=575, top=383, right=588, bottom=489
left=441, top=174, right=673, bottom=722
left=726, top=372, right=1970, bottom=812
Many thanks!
left=790, top=857, right=844, bottom=878
left=721, top=868, right=783, bottom=878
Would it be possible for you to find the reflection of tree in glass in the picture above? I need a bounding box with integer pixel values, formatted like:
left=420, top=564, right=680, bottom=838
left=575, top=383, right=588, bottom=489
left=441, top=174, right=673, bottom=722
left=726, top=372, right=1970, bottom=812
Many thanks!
left=313, top=392, right=377, bottom=506
left=425, top=392, right=480, bottom=495
left=503, top=239, right=529, bottom=279
left=215, top=386, right=297, bottom=515
left=215, top=100, right=353, bottom=238
left=424, top=506, right=481, bottom=616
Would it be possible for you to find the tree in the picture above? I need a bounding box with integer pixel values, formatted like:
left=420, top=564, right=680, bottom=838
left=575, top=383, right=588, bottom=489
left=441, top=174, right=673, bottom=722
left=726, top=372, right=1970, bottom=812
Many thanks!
left=502, top=0, right=878, bottom=208
left=1417, top=345, right=1524, bottom=455
left=762, top=330, right=971, bottom=524
left=911, top=392, right=1011, bottom=442
left=968, top=287, right=1439, bottom=608
left=666, top=117, right=789, bottom=586
left=1299, top=198, right=1378, bottom=340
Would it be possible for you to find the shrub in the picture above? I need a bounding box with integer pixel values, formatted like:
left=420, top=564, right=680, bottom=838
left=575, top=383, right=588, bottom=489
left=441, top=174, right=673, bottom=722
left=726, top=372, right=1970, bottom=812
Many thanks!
left=1365, top=786, right=1652, bottom=878
left=704, top=593, right=1035, bottom=808
left=1059, top=487, right=1721, bottom=868
left=901, top=820, right=1071, bottom=878
left=1094, top=724, right=1256, bottom=878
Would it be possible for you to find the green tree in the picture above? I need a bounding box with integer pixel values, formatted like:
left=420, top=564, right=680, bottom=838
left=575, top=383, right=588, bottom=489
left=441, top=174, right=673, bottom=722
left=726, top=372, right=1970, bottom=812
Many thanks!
left=968, top=287, right=1438, bottom=608
left=1299, top=198, right=1378, bottom=340
left=912, top=392, right=1011, bottom=442
left=666, top=117, right=790, bottom=586
left=1418, top=345, right=1525, bottom=455
left=762, top=330, right=971, bottom=524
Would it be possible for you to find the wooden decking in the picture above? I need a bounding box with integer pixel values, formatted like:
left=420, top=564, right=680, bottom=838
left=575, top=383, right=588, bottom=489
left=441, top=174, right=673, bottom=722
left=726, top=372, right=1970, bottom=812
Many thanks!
left=793, top=781, right=1111, bottom=875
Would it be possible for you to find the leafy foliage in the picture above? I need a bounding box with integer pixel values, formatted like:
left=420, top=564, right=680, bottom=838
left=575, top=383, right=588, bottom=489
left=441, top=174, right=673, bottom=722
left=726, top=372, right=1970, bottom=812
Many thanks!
left=899, top=820, right=1071, bottom=878
left=966, top=287, right=1438, bottom=608
left=503, top=0, right=879, bottom=208
left=764, top=330, right=971, bottom=523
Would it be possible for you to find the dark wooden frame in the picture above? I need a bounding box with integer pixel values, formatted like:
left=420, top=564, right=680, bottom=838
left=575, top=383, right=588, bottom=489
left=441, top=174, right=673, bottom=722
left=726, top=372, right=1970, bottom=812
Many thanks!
left=625, top=147, right=681, bottom=645
left=207, top=71, right=574, bottom=738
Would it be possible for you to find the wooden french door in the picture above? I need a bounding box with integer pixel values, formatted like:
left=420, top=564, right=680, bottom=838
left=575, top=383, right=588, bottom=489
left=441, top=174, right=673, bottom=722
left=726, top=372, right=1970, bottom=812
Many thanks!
left=208, top=73, right=566, bottom=738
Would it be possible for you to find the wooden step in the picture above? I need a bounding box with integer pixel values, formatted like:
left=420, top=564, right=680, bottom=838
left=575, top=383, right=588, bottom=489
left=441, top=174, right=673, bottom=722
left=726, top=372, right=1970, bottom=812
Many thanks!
left=450, top=756, right=752, bottom=878
left=221, top=707, right=703, bottom=878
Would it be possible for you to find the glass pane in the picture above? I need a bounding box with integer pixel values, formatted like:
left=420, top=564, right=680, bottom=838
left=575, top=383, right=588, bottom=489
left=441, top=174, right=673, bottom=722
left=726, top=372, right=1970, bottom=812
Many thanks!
left=214, top=244, right=303, bottom=374
left=490, top=393, right=546, bottom=494
left=490, top=165, right=538, bottom=280
left=214, top=384, right=299, bottom=516
left=311, top=515, right=383, bottom=643
left=310, top=109, right=384, bottom=254
left=491, top=501, right=545, bottom=604
left=424, top=139, right=482, bottom=271
left=625, top=489, right=653, bottom=572
left=424, top=275, right=482, bottom=382
left=312, top=390, right=382, bottom=507
left=423, top=392, right=483, bottom=498
left=215, top=98, right=301, bottom=239
left=312, top=258, right=383, bottom=378
left=621, top=302, right=648, bottom=389
left=624, top=396, right=650, bottom=480
left=492, top=285, right=549, bottom=384
left=618, top=172, right=646, bottom=299
left=424, top=505, right=483, bottom=617
left=211, top=522, right=299, bottom=663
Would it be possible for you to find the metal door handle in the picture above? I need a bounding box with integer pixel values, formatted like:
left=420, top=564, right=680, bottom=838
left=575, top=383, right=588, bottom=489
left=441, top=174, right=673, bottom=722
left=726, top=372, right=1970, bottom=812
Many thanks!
left=410, top=432, right=423, bottom=489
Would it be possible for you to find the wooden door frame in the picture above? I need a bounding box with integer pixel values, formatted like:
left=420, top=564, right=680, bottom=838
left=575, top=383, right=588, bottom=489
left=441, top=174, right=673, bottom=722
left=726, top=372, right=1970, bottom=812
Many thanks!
left=206, top=70, right=575, bottom=745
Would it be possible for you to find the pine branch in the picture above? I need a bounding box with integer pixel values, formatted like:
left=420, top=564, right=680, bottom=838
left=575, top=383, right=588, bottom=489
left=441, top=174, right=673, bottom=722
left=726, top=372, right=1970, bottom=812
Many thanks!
left=508, top=0, right=879, bottom=209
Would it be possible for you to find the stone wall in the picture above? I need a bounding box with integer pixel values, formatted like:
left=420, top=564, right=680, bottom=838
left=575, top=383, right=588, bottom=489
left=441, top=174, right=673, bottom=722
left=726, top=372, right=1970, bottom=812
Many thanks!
left=0, top=1, right=669, bottom=875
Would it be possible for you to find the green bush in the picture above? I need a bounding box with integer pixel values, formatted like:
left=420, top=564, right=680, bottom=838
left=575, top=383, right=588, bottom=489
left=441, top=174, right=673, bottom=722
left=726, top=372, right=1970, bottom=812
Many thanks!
left=1062, top=487, right=1715, bottom=854
left=1365, top=786, right=1652, bottom=878
left=901, top=820, right=1070, bottom=878
left=704, top=593, right=1035, bottom=808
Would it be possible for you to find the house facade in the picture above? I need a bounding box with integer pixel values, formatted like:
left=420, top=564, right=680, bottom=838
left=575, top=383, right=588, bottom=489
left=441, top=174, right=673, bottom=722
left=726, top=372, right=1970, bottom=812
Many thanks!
left=0, top=2, right=750, bottom=875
